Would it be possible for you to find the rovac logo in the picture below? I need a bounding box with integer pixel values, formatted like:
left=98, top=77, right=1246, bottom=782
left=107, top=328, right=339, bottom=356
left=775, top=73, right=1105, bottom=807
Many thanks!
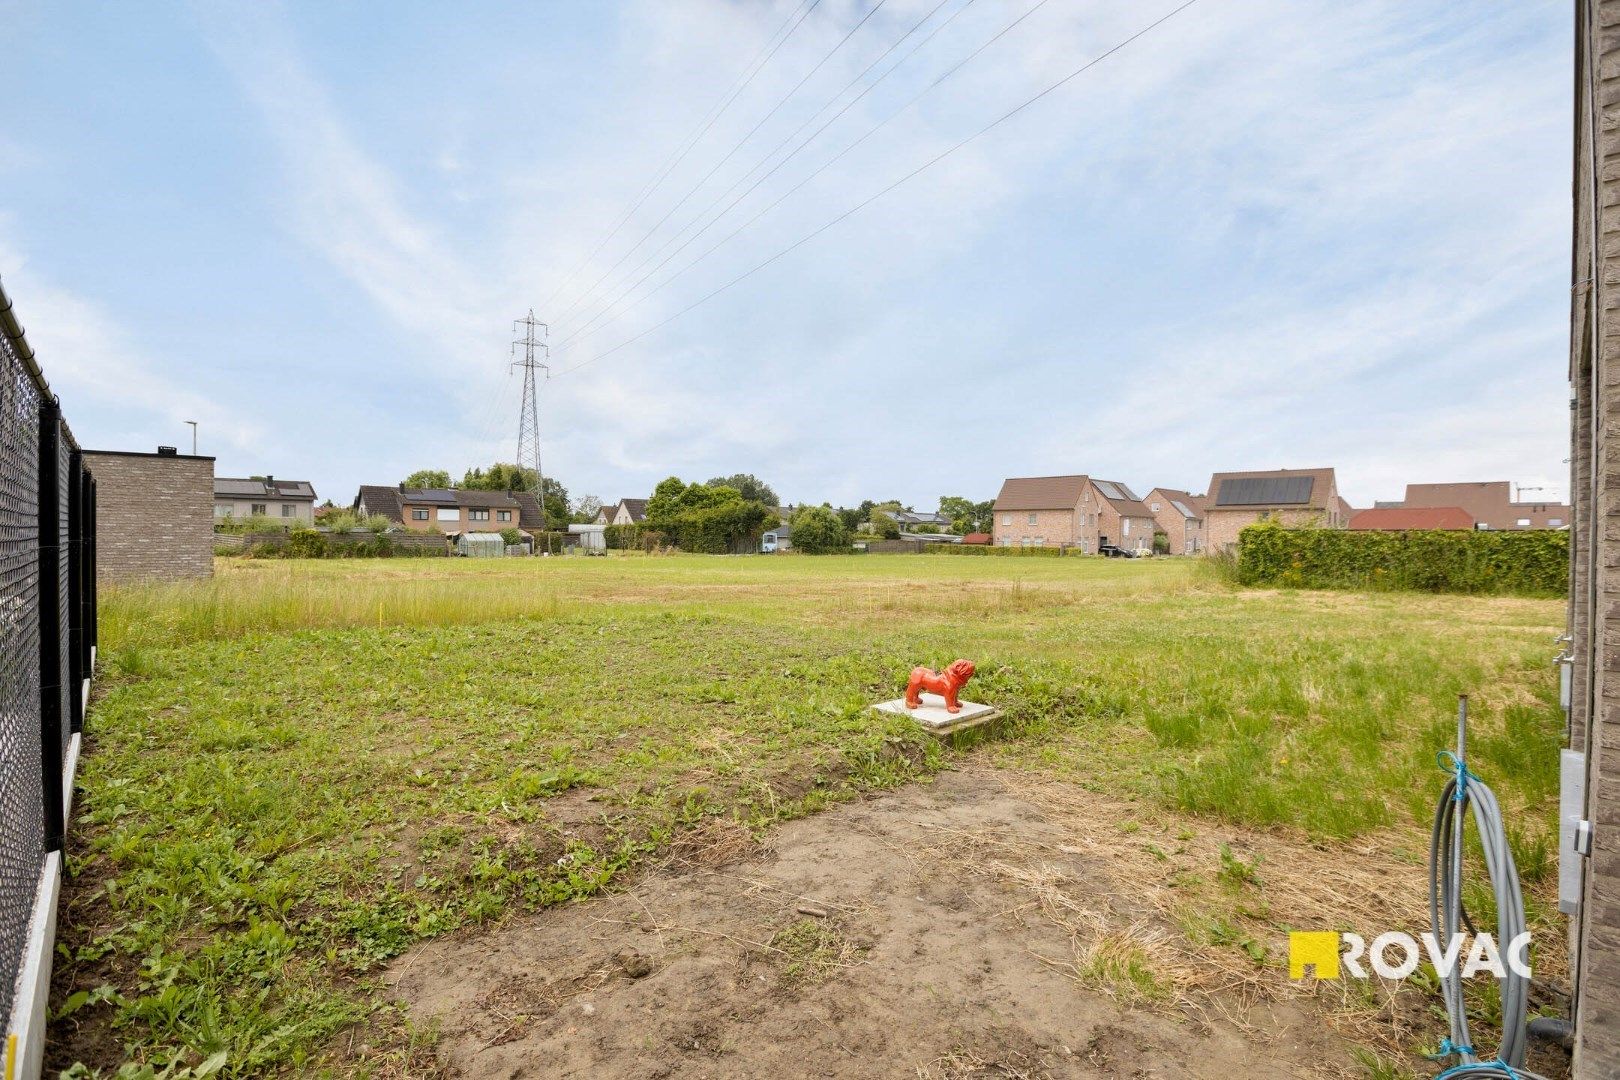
left=1288, top=931, right=1531, bottom=981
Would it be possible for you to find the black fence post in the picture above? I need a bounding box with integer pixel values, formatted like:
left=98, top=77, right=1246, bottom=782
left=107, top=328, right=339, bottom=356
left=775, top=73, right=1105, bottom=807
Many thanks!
left=85, top=475, right=97, bottom=666
left=38, top=399, right=64, bottom=854
left=67, top=450, right=83, bottom=734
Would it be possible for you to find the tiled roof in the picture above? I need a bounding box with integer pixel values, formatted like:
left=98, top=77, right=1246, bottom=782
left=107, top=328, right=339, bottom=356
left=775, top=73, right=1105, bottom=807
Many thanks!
left=1206, top=468, right=1336, bottom=511
left=1091, top=479, right=1154, bottom=519
left=1149, top=488, right=1204, bottom=520
left=354, top=485, right=403, bottom=521
left=993, top=474, right=1089, bottom=511
left=1348, top=506, right=1475, bottom=531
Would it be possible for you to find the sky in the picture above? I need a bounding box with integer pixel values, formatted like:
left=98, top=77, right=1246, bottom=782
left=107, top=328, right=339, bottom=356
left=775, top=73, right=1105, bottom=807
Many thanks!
left=0, top=0, right=1574, bottom=511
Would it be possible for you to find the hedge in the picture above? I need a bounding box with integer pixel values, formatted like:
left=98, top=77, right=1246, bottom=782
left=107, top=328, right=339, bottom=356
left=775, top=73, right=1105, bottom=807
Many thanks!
left=926, top=544, right=1075, bottom=557
left=1235, top=522, right=1567, bottom=596
left=241, top=532, right=442, bottom=559
left=603, top=524, right=669, bottom=551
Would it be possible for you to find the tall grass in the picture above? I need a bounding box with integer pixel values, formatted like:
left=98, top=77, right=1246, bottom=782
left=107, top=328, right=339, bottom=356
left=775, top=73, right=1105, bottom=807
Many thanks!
left=101, top=562, right=568, bottom=651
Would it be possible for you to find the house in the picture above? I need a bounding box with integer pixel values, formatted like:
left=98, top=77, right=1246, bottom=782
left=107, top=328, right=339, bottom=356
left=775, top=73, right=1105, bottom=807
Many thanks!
left=83, top=446, right=215, bottom=584
left=1396, top=481, right=1569, bottom=531
left=596, top=498, right=649, bottom=526
left=991, top=475, right=1155, bottom=553
left=1203, top=468, right=1346, bottom=550
left=1145, top=488, right=1206, bottom=555
left=354, top=485, right=546, bottom=534
left=214, top=476, right=317, bottom=523
left=1348, top=506, right=1475, bottom=531
left=762, top=521, right=791, bottom=552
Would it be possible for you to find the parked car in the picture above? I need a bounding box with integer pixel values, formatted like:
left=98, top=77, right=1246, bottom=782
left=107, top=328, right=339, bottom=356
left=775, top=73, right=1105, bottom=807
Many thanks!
left=1098, top=544, right=1135, bottom=558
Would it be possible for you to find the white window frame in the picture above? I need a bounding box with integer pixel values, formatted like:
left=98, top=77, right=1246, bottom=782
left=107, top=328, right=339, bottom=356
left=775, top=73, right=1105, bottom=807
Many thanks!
left=1027, top=512, right=1037, bottom=526
left=437, top=507, right=460, bottom=522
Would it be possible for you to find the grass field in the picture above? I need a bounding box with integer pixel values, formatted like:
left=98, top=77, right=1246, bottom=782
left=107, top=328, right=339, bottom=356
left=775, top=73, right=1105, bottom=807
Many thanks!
left=53, top=554, right=1567, bottom=1077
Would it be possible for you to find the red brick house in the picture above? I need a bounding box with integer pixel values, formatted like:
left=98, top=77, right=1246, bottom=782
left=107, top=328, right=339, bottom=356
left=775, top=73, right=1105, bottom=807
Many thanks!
left=991, top=475, right=1154, bottom=553
left=1203, top=468, right=1346, bottom=550
left=1146, top=488, right=1206, bottom=554
left=1399, top=481, right=1569, bottom=530
left=354, top=485, right=545, bottom=534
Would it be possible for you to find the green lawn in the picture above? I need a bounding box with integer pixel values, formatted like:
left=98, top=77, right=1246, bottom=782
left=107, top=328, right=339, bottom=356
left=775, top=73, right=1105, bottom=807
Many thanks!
left=54, top=554, right=1566, bottom=1076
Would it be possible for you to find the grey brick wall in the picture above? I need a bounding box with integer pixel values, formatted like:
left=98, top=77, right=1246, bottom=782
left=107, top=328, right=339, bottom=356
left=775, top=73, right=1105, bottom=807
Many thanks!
left=82, top=451, right=214, bottom=585
left=1572, top=3, right=1620, bottom=1073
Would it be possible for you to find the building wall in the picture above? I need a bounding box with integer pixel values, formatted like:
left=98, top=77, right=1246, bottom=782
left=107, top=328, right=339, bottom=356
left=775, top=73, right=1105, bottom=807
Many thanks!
left=1571, top=4, right=1620, bottom=1070
left=83, top=451, right=214, bottom=584
left=1405, top=481, right=1570, bottom=529
left=1096, top=503, right=1154, bottom=553
left=1147, top=495, right=1203, bottom=554
left=1205, top=508, right=1329, bottom=551
left=993, top=506, right=1080, bottom=548
left=214, top=496, right=313, bottom=522
left=399, top=501, right=521, bottom=534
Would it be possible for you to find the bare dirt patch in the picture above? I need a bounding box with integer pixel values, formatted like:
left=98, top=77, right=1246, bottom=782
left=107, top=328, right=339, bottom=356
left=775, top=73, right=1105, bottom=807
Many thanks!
left=384, top=768, right=1403, bottom=1079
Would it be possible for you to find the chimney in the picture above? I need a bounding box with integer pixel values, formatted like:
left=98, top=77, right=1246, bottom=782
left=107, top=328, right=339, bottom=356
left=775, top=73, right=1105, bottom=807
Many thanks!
left=157, top=446, right=178, bottom=456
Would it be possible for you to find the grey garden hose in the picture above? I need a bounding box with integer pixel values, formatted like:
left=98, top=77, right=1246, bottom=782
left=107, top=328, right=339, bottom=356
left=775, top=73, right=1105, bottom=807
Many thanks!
left=1427, top=697, right=1550, bottom=1080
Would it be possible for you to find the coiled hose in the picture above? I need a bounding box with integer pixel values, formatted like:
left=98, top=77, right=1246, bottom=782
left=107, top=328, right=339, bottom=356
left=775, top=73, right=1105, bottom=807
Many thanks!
left=1428, top=723, right=1549, bottom=1080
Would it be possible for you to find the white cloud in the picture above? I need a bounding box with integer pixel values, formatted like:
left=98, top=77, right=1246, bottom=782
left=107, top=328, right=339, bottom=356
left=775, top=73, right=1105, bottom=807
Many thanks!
left=0, top=229, right=264, bottom=452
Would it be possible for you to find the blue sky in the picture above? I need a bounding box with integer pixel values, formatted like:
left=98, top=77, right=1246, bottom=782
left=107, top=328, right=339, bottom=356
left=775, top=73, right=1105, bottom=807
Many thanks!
left=1, top=0, right=1572, bottom=510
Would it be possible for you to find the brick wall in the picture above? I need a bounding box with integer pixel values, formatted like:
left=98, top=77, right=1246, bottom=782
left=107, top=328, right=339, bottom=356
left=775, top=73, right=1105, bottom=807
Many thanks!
left=992, top=506, right=1080, bottom=548
left=1572, top=3, right=1620, bottom=1072
left=82, top=451, right=214, bottom=585
left=1205, top=507, right=1328, bottom=551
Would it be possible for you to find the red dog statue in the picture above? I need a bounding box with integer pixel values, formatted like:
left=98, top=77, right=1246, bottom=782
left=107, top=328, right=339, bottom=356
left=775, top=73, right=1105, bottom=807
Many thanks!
left=905, top=659, right=976, bottom=714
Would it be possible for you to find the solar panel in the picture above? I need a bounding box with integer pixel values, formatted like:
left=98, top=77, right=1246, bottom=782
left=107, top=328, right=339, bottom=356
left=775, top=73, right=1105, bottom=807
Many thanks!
left=1094, top=481, right=1124, bottom=500
left=1117, top=483, right=1141, bottom=501
left=1215, top=476, right=1314, bottom=506
left=1170, top=500, right=1195, bottom=517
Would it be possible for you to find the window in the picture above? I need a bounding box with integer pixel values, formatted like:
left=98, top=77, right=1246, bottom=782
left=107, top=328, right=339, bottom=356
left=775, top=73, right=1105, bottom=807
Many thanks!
left=1150, top=502, right=1161, bottom=512
left=214, top=505, right=230, bottom=518
left=412, top=508, right=430, bottom=521
left=1122, top=519, right=1131, bottom=536
left=1549, top=518, right=1564, bottom=527
left=468, top=509, right=491, bottom=522
left=251, top=503, right=266, bottom=516
left=437, top=507, right=460, bottom=522
left=498, top=510, right=512, bottom=522
left=1001, top=515, right=1011, bottom=527
left=1516, top=518, right=1531, bottom=528
left=1027, top=512, right=1038, bottom=526
left=281, top=504, right=295, bottom=517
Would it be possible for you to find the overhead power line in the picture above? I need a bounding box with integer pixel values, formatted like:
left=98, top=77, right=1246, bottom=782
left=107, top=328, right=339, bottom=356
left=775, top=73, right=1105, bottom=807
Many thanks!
left=536, top=0, right=822, bottom=317
left=549, top=0, right=895, bottom=330
left=554, top=0, right=972, bottom=342
left=550, top=0, right=1204, bottom=380
left=555, top=0, right=1045, bottom=353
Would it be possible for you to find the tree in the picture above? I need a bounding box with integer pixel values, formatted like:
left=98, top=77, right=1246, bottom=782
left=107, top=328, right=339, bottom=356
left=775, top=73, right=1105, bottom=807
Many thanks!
left=573, top=494, right=603, bottom=523
left=646, top=477, right=772, bottom=553
left=869, top=500, right=903, bottom=540
left=791, top=505, right=851, bottom=554
left=706, top=473, right=778, bottom=507
left=939, top=496, right=994, bottom=535
left=532, top=477, right=571, bottom=529
left=403, top=469, right=452, bottom=488
left=836, top=506, right=863, bottom=532
left=462, top=463, right=537, bottom=491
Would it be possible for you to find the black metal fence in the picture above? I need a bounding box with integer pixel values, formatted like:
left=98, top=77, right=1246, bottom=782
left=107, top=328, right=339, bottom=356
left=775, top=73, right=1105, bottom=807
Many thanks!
left=0, top=278, right=96, bottom=1041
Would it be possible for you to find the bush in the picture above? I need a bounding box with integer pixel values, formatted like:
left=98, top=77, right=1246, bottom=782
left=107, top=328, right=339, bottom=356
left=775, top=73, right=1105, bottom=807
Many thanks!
left=789, top=505, right=851, bottom=554
left=645, top=478, right=771, bottom=553
left=1234, top=522, right=1568, bottom=596
left=928, top=544, right=1071, bottom=557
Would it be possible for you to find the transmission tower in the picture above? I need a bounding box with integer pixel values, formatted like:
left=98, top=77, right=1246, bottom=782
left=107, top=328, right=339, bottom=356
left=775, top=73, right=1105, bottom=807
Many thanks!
left=512, top=310, right=550, bottom=528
